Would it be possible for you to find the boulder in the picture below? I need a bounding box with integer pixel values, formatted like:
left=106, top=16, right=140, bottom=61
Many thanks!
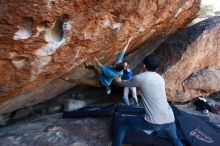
left=63, top=99, right=87, bottom=112
left=47, top=105, right=62, bottom=114
left=155, top=17, right=220, bottom=101
left=0, top=0, right=200, bottom=114
left=14, top=107, right=33, bottom=120
left=126, top=17, right=220, bottom=102
left=0, top=115, right=7, bottom=126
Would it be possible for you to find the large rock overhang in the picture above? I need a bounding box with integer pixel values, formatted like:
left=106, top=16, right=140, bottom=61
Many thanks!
left=0, top=0, right=200, bottom=114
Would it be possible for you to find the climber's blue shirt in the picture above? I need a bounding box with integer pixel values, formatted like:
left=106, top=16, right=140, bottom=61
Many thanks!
left=99, top=52, right=124, bottom=86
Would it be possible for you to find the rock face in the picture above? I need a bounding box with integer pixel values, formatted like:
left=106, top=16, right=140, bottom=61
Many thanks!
left=126, top=17, right=220, bottom=102
left=154, top=17, right=220, bottom=101
left=0, top=114, right=112, bottom=146
left=0, top=0, right=200, bottom=114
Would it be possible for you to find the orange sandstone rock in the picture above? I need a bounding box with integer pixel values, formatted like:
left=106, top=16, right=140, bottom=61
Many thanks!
left=155, top=17, right=220, bottom=101
left=0, top=0, right=200, bottom=114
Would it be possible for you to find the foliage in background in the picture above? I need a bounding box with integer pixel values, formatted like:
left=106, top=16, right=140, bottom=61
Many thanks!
left=191, top=4, right=219, bottom=24
left=200, top=5, right=215, bottom=18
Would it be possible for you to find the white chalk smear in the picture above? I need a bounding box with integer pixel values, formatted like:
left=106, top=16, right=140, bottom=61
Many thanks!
left=30, top=21, right=72, bottom=80
left=102, top=19, right=111, bottom=28
left=33, top=26, right=46, bottom=37
left=12, top=58, right=27, bottom=69
left=13, top=28, right=32, bottom=40
left=112, top=23, right=121, bottom=30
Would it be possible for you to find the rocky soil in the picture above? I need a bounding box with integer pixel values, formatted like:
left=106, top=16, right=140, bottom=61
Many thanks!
left=0, top=84, right=219, bottom=146
left=0, top=114, right=112, bottom=146
left=0, top=98, right=219, bottom=146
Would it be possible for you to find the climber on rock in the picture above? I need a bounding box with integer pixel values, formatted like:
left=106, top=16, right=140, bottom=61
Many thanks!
left=60, top=36, right=133, bottom=94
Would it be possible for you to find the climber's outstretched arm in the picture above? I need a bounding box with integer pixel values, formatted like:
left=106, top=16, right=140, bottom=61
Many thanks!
left=122, top=36, right=133, bottom=53
left=112, top=36, right=133, bottom=64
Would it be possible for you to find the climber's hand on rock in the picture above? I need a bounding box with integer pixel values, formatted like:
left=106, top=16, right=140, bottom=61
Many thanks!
left=128, top=36, right=133, bottom=42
